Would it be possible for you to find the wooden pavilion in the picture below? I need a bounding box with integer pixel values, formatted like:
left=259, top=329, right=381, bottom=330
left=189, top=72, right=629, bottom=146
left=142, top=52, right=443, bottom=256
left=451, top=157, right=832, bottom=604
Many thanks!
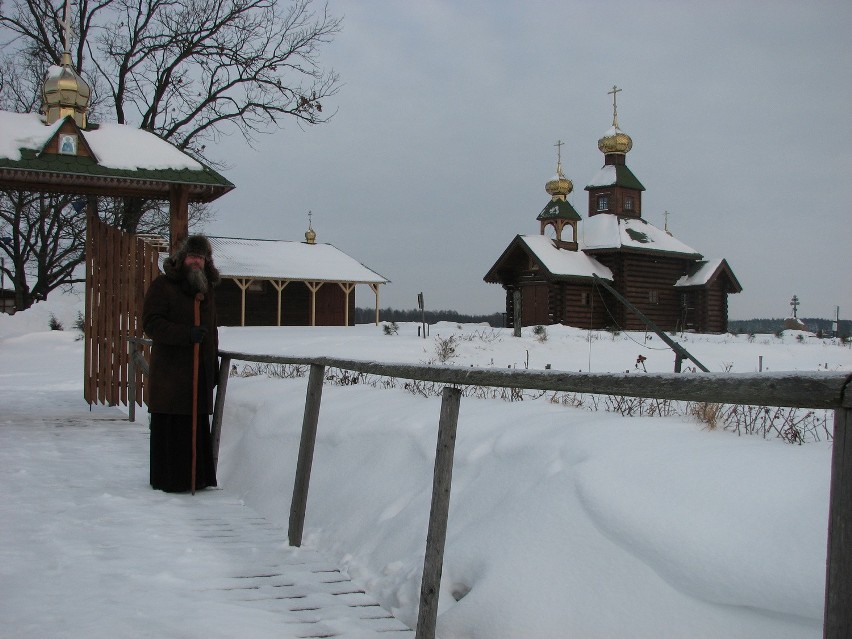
left=485, top=88, right=742, bottom=333
left=199, top=234, right=388, bottom=327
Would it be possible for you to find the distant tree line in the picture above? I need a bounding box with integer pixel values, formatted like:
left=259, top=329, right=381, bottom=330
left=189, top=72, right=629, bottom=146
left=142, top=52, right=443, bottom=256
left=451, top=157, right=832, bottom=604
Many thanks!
left=354, top=307, right=505, bottom=327
left=354, top=310, right=849, bottom=336
left=728, top=318, right=849, bottom=337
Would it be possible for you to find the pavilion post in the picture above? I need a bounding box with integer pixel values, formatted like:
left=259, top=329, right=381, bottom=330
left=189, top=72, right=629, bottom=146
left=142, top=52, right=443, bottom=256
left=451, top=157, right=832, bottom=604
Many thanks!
left=168, top=185, right=190, bottom=254
left=338, top=282, right=355, bottom=326
left=371, top=283, right=381, bottom=325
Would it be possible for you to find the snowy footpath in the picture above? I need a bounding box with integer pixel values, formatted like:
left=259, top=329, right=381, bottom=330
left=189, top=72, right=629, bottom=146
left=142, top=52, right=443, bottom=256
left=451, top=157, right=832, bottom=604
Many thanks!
left=0, top=388, right=412, bottom=639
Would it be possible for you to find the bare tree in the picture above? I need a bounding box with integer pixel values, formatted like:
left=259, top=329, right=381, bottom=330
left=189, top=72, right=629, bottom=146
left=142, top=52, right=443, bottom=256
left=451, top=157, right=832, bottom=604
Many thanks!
left=2, top=0, right=340, bottom=156
left=0, top=191, right=87, bottom=310
left=0, top=0, right=341, bottom=308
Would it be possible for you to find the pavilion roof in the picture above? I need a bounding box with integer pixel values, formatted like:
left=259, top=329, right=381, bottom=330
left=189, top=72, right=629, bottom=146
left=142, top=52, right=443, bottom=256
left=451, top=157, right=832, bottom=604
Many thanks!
left=205, top=236, right=390, bottom=284
left=0, top=111, right=233, bottom=202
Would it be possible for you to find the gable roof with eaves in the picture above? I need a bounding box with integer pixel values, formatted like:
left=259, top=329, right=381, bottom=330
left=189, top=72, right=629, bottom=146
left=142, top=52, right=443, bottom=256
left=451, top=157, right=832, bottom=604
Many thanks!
left=0, top=111, right=233, bottom=202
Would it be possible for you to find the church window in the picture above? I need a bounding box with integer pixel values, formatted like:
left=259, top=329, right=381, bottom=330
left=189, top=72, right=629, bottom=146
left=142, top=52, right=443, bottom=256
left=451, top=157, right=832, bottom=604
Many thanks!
left=648, top=290, right=659, bottom=304
left=597, top=195, right=609, bottom=211
left=581, top=292, right=590, bottom=306
left=624, top=196, right=634, bottom=211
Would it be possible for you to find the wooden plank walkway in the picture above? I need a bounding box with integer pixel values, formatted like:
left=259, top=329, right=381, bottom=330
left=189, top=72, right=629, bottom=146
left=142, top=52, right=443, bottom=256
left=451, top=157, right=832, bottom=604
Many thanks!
left=0, top=396, right=414, bottom=638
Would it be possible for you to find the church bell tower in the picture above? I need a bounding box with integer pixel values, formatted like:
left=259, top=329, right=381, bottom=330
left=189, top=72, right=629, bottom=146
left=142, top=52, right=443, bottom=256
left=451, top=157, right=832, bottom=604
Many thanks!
left=585, top=86, right=645, bottom=218
left=537, top=140, right=581, bottom=251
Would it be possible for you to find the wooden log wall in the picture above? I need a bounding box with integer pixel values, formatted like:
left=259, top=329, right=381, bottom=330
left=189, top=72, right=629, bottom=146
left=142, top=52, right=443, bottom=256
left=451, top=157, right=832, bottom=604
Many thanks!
left=592, top=253, right=697, bottom=332
left=84, top=210, right=160, bottom=407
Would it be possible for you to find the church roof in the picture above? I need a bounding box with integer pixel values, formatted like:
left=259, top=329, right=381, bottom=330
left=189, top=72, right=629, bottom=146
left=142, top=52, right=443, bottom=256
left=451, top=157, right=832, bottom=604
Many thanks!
left=0, top=111, right=233, bottom=201
left=585, top=164, right=645, bottom=191
left=536, top=198, right=581, bottom=222
left=675, top=259, right=743, bottom=292
left=484, top=234, right=613, bottom=283
left=580, top=215, right=702, bottom=258
left=204, top=236, right=390, bottom=284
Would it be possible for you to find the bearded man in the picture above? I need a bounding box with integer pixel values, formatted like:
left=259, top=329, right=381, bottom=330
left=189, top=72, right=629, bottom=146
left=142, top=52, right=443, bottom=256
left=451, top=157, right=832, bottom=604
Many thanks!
left=142, top=235, right=220, bottom=492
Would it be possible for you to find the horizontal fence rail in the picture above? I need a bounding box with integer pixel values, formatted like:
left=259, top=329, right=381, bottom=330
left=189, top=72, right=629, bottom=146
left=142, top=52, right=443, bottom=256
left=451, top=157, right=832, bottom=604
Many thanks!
left=218, top=351, right=850, bottom=409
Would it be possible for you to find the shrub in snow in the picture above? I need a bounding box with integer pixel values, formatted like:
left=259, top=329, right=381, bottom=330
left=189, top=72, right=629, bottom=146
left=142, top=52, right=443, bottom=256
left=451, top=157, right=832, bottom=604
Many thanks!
left=383, top=321, right=399, bottom=336
left=433, top=335, right=457, bottom=363
left=48, top=314, right=63, bottom=331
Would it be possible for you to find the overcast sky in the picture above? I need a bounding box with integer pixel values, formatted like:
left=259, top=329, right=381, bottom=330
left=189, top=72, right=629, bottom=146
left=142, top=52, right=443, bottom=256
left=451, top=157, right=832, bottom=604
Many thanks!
left=207, top=0, right=852, bottom=321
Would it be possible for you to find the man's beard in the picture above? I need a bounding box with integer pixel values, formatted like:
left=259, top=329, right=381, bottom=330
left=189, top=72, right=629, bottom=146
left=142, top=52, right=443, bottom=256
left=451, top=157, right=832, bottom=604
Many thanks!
left=185, top=265, right=209, bottom=295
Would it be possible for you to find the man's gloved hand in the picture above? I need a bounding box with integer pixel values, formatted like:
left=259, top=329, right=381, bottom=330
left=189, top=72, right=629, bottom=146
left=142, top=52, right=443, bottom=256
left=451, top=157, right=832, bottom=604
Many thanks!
left=190, top=326, right=207, bottom=344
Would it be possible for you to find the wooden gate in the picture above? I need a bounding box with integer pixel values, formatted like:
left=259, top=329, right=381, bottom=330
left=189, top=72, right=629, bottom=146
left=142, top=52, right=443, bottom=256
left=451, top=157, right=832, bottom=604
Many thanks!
left=83, top=208, right=162, bottom=407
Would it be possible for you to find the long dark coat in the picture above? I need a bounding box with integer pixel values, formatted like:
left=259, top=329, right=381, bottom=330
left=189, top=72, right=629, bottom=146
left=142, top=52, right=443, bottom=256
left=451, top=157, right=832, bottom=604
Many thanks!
left=142, top=257, right=219, bottom=415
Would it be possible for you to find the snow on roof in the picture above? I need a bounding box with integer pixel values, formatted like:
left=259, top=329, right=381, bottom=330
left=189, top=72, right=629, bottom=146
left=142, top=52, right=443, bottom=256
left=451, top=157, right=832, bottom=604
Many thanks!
left=520, top=235, right=613, bottom=280
left=84, top=123, right=201, bottom=171
left=207, top=236, right=389, bottom=284
left=586, top=165, right=617, bottom=187
left=0, top=111, right=201, bottom=171
left=0, top=112, right=62, bottom=161
left=580, top=215, right=702, bottom=258
left=675, top=259, right=724, bottom=287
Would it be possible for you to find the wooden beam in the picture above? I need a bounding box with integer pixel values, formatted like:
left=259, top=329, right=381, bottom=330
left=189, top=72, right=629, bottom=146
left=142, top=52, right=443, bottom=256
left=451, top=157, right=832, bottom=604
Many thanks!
left=824, top=400, right=852, bottom=638
left=168, top=185, right=190, bottom=254
left=370, top=283, right=381, bottom=325
left=215, top=352, right=851, bottom=410
left=210, top=356, right=232, bottom=473
left=415, top=386, right=462, bottom=639
left=271, top=280, right=290, bottom=327
left=305, top=282, right=322, bottom=327
left=338, top=282, right=356, bottom=326
left=232, top=278, right=254, bottom=327
left=289, top=364, right=325, bottom=546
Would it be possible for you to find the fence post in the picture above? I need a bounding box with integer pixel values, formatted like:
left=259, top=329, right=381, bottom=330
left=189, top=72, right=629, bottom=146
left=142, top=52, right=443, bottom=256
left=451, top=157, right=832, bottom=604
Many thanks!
left=211, top=355, right=232, bottom=472
left=127, top=339, right=137, bottom=422
left=289, top=363, right=325, bottom=547
left=415, top=386, right=462, bottom=639
left=824, top=400, right=851, bottom=638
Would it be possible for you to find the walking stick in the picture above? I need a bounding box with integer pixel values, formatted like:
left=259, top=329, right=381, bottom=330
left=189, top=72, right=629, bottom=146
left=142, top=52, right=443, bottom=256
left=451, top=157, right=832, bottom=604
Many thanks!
left=191, top=293, right=203, bottom=495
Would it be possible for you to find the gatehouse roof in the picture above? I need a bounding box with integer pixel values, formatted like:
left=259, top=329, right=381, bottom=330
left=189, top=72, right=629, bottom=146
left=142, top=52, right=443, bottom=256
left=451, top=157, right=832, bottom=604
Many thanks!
left=0, top=111, right=233, bottom=202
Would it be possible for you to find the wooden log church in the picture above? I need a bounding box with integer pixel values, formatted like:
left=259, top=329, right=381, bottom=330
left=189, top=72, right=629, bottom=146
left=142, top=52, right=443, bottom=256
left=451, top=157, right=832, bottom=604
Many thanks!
left=484, top=87, right=742, bottom=333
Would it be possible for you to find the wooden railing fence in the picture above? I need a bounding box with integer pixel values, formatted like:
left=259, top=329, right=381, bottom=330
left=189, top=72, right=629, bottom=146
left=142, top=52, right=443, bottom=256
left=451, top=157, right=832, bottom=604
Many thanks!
left=131, top=340, right=852, bottom=639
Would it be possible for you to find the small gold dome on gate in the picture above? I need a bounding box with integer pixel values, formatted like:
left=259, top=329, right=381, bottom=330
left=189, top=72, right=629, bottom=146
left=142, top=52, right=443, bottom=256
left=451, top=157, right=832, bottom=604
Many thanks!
left=42, top=52, right=91, bottom=128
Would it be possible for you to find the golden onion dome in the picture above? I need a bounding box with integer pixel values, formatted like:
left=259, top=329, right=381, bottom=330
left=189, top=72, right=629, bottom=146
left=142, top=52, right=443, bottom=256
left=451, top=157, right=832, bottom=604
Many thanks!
left=597, top=125, right=633, bottom=155
left=42, top=52, right=91, bottom=128
left=305, top=226, right=317, bottom=244
left=545, top=159, right=573, bottom=201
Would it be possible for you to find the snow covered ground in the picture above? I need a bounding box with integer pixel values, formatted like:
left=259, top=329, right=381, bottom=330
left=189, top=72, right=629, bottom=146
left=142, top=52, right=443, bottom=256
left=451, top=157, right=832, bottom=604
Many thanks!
left=1, top=291, right=850, bottom=638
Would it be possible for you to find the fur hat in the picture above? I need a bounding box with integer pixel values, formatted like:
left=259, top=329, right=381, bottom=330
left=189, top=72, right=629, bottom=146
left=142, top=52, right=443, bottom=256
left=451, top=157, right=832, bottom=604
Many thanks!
left=181, top=234, right=213, bottom=259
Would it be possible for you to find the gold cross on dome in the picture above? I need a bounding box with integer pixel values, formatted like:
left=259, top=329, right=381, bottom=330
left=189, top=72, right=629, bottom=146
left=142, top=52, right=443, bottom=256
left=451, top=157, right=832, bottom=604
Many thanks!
left=60, top=0, right=73, bottom=52
left=608, top=85, right=622, bottom=127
